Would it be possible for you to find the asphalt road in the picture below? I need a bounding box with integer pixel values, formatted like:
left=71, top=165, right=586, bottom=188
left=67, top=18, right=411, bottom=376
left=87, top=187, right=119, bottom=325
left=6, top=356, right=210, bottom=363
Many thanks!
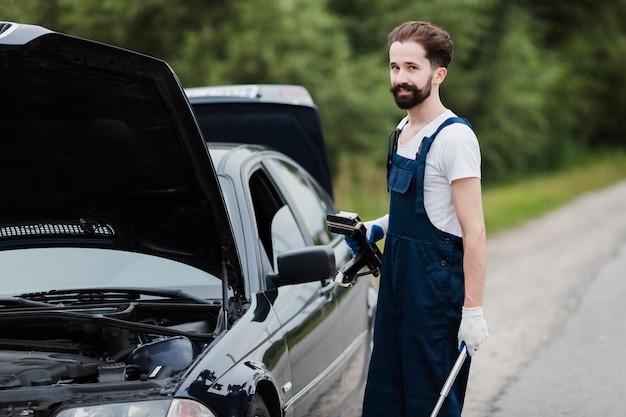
left=463, top=179, right=626, bottom=417
left=488, top=240, right=626, bottom=416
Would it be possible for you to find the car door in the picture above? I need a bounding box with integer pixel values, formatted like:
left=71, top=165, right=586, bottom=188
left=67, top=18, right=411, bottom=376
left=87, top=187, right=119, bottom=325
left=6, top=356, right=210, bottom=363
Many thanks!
left=246, top=163, right=344, bottom=417
left=264, top=156, right=377, bottom=412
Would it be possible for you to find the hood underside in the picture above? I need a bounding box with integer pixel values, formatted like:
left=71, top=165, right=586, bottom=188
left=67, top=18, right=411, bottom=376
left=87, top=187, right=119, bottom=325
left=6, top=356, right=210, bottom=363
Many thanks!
left=0, top=23, right=238, bottom=278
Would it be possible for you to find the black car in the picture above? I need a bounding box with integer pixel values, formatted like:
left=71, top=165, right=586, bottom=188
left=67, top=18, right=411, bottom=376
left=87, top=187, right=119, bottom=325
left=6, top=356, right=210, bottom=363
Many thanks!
left=0, top=22, right=377, bottom=417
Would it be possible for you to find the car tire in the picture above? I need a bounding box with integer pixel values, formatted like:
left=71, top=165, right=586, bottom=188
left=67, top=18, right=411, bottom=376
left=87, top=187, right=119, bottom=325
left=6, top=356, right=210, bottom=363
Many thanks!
left=247, top=393, right=271, bottom=417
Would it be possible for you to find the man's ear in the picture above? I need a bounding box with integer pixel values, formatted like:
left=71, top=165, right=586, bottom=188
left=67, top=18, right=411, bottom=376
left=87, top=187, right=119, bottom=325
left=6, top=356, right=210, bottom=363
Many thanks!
left=433, top=67, right=447, bottom=85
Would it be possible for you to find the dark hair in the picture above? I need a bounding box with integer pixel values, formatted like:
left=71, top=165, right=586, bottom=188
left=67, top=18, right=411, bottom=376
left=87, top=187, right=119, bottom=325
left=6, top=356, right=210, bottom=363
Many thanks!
left=387, top=21, right=454, bottom=68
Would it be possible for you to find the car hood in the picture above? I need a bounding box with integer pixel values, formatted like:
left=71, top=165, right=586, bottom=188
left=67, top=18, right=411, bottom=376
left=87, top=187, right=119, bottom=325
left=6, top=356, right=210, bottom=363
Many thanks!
left=0, top=22, right=239, bottom=282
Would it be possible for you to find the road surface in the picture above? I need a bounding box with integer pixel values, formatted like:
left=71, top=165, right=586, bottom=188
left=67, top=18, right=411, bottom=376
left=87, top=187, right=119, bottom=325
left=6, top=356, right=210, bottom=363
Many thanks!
left=463, top=179, right=626, bottom=416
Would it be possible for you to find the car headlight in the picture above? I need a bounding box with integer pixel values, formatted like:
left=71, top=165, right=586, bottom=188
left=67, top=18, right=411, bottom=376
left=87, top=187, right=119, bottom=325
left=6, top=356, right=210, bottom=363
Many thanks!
left=56, top=399, right=216, bottom=417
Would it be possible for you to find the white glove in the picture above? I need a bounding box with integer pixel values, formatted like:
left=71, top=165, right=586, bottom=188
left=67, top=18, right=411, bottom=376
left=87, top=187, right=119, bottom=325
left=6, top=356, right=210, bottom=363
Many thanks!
left=457, top=306, right=489, bottom=356
left=363, top=215, right=389, bottom=244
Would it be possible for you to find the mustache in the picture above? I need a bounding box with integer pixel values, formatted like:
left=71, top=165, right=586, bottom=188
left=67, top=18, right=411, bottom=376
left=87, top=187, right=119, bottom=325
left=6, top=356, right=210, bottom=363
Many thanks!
left=389, top=83, right=420, bottom=94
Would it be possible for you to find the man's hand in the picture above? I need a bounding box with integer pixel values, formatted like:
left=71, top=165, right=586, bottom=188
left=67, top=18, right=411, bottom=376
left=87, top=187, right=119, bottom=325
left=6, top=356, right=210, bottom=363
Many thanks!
left=457, top=306, right=489, bottom=356
left=344, top=215, right=388, bottom=255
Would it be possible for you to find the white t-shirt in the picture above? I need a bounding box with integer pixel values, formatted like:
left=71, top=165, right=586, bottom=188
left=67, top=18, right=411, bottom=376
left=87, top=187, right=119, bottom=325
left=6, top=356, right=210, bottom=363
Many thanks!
left=394, top=109, right=481, bottom=237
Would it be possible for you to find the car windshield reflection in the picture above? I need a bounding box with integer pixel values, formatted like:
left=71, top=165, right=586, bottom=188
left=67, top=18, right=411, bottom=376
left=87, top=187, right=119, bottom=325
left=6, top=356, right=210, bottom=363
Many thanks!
left=0, top=247, right=221, bottom=297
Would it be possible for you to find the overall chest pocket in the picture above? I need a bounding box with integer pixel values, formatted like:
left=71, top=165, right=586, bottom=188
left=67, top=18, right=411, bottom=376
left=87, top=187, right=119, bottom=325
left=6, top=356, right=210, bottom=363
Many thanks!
left=388, top=165, right=415, bottom=194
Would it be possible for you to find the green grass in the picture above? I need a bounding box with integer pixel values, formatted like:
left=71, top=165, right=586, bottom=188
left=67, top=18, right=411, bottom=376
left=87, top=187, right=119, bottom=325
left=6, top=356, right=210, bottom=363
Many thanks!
left=333, top=151, right=626, bottom=235
left=483, top=152, right=626, bottom=234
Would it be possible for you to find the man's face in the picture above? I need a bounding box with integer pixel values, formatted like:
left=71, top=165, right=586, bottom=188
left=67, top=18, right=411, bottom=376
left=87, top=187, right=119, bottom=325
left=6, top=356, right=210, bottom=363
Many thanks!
left=389, top=41, right=435, bottom=109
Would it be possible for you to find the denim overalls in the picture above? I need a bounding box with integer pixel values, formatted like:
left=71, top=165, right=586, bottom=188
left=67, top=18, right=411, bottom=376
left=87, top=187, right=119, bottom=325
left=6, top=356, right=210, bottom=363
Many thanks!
left=363, top=118, right=471, bottom=417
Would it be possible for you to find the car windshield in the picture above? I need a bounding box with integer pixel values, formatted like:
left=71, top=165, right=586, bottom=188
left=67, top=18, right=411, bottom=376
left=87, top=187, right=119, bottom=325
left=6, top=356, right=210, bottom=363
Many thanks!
left=0, top=247, right=222, bottom=297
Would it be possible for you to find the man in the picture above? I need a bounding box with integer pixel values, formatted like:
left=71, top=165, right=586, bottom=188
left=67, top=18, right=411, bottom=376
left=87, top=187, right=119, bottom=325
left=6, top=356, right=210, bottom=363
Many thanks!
left=346, top=21, right=488, bottom=417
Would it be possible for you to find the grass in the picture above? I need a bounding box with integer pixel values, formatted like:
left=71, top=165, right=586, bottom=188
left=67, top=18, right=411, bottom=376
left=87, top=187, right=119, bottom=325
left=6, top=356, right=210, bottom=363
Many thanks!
left=333, top=151, right=626, bottom=235
left=483, top=152, right=626, bottom=234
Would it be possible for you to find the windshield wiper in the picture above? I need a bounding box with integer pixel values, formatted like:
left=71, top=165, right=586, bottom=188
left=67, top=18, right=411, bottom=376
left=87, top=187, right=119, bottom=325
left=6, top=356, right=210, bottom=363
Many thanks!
left=14, top=287, right=215, bottom=306
left=0, top=297, right=58, bottom=308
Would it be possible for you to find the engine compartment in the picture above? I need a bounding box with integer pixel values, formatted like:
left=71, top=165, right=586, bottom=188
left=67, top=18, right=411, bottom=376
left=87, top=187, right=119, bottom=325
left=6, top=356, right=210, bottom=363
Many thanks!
left=0, top=301, right=222, bottom=388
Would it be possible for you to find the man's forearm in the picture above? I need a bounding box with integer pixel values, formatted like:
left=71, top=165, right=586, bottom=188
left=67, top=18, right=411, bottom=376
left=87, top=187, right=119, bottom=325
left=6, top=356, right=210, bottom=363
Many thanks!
left=462, top=229, right=487, bottom=307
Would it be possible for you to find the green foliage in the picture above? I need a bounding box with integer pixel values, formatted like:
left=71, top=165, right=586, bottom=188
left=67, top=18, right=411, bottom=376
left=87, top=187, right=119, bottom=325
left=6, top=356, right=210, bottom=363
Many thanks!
left=469, top=6, right=560, bottom=180
left=482, top=150, right=626, bottom=233
left=3, top=0, right=626, bottom=186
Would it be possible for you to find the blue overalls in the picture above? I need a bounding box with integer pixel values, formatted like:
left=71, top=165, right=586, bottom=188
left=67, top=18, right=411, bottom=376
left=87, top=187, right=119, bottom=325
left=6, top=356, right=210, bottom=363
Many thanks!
left=362, top=118, right=471, bottom=417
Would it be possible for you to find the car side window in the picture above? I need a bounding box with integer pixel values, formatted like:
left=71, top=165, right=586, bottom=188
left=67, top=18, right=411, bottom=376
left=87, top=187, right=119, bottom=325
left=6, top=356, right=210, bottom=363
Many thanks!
left=264, top=158, right=334, bottom=245
left=270, top=205, right=306, bottom=266
left=249, top=168, right=306, bottom=269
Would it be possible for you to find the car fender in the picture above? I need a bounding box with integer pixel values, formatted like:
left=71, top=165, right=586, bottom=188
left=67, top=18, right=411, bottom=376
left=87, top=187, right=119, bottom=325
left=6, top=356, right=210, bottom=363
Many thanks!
left=176, top=292, right=290, bottom=416
left=183, top=359, right=281, bottom=417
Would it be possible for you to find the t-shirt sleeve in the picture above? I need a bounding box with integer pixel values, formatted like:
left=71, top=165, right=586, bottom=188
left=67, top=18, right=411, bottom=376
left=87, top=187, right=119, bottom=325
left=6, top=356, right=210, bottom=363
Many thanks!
left=434, top=124, right=481, bottom=184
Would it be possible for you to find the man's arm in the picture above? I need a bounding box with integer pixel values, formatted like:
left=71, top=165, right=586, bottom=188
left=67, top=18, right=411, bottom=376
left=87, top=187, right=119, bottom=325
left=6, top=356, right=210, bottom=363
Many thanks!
left=451, top=176, right=486, bottom=307
left=451, top=176, right=488, bottom=354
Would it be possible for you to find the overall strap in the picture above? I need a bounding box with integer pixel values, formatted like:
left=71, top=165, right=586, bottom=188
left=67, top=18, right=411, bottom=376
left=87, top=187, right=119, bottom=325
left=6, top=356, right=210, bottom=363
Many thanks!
left=414, top=117, right=472, bottom=214
left=386, top=128, right=401, bottom=189
left=417, top=117, right=471, bottom=157
left=386, top=117, right=472, bottom=193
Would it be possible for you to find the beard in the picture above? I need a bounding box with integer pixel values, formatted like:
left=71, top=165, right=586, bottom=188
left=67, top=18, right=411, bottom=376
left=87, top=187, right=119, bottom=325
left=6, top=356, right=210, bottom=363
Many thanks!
left=389, top=76, right=433, bottom=109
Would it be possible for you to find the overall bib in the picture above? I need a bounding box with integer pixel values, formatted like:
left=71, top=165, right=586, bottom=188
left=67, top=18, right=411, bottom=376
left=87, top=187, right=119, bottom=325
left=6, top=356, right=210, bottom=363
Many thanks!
left=363, top=118, right=471, bottom=417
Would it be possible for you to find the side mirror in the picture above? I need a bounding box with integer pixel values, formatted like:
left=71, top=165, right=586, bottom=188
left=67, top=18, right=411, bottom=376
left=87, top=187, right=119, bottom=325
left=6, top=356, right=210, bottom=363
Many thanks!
left=266, top=245, right=335, bottom=289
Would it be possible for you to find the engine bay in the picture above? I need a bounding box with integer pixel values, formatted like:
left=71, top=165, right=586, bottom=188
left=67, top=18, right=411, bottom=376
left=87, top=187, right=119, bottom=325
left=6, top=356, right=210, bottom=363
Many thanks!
left=0, top=298, right=225, bottom=388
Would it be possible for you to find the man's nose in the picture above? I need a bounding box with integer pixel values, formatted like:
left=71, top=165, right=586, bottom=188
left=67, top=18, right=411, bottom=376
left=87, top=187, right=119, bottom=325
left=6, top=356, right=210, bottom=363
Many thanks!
left=392, top=68, right=409, bottom=84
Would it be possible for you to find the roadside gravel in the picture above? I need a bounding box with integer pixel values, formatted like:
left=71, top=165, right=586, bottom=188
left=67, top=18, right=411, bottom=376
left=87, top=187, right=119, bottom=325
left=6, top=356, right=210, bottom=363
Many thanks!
left=463, top=179, right=626, bottom=416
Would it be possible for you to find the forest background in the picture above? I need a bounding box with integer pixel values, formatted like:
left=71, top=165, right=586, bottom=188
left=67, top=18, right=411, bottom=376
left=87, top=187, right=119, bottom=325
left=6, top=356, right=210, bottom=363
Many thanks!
left=4, top=0, right=626, bottom=224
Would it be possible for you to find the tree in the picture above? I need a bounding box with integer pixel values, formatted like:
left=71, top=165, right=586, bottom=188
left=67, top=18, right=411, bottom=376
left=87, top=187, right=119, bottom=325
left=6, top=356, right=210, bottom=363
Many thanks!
left=3, top=0, right=625, bottom=184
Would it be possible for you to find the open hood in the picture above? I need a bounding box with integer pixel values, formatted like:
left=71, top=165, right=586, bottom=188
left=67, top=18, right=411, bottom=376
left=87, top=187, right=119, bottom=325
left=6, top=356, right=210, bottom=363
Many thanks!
left=0, top=22, right=239, bottom=282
